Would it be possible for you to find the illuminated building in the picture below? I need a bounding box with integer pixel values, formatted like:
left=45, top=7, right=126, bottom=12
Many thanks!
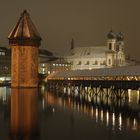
left=38, top=49, right=57, bottom=75
left=48, top=57, right=71, bottom=73
left=65, top=30, right=126, bottom=70
left=0, top=47, right=11, bottom=76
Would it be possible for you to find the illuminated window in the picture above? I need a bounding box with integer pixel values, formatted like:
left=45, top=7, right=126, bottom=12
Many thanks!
left=0, top=52, right=5, bottom=56
left=42, top=68, right=45, bottom=72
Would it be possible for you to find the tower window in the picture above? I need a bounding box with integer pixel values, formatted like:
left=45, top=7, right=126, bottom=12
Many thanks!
left=109, top=43, right=112, bottom=50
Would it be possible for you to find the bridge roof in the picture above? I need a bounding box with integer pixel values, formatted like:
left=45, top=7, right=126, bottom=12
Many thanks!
left=66, top=46, right=108, bottom=58
left=47, top=65, right=140, bottom=79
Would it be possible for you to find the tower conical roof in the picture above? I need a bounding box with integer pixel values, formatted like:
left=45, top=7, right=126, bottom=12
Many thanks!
left=8, top=10, right=42, bottom=47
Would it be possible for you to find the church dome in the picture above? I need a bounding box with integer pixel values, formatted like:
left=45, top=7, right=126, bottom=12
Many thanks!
left=107, top=30, right=116, bottom=39
left=117, top=32, right=124, bottom=41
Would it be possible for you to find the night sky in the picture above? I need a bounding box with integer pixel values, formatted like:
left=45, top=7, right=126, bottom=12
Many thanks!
left=0, top=0, right=140, bottom=60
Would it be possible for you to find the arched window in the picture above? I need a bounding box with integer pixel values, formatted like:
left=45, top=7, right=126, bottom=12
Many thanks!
left=120, top=59, right=121, bottom=64
left=85, top=61, right=89, bottom=65
left=108, top=59, right=111, bottom=65
left=109, top=43, right=112, bottom=50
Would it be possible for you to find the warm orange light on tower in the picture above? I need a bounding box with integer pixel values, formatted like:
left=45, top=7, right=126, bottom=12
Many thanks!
left=8, top=10, right=42, bottom=87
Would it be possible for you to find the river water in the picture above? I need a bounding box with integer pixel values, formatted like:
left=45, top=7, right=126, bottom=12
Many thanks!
left=0, top=86, right=140, bottom=140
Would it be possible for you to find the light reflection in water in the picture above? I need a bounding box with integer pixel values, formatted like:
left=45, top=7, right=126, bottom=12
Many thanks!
left=101, top=109, right=103, bottom=122
left=44, top=89, right=140, bottom=132
left=10, top=88, right=39, bottom=139
left=95, top=108, right=98, bottom=122
left=0, top=86, right=140, bottom=138
left=119, top=113, right=122, bottom=130
left=106, top=111, right=109, bottom=127
left=0, top=87, right=11, bottom=103
left=42, top=98, right=45, bottom=111
left=112, top=113, right=115, bottom=129
left=90, top=106, right=94, bottom=119
left=132, top=118, right=138, bottom=130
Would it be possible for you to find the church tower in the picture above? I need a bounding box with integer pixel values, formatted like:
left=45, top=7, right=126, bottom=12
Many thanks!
left=8, top=10, right=42, bottom=87
left=116, top=32, right=125, bottom=66
left=106, top=30, right=117, bottom=67
left=116, top=32, right=124, bottom=51
left=107, top=30, right=116, bottom=51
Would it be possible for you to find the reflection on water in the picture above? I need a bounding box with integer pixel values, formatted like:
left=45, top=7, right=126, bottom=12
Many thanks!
left=0, top=86, right=140, bottom=140
left=42, top=88, right=140, bottom=132
left=10, top=88, right=39, bottom=139
left=0, top=87, right=10, bottom=103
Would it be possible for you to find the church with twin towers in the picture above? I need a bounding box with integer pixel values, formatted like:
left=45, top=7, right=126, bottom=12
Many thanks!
left=65, top=30, right=126, bottom=70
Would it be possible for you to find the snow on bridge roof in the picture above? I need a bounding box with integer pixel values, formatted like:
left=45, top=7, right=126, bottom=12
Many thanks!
left=47, top=65, right=140, bottom=79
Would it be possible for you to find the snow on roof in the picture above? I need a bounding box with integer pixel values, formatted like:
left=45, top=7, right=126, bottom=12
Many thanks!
left=47, top=65, right=140, bottom=79
left=67, top=46, right=108, bottom=58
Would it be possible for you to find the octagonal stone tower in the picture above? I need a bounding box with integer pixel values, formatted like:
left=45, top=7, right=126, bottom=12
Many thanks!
left=8, top=10, right=42, bottom=87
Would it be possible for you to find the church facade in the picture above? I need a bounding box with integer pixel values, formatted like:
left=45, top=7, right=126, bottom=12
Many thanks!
left=65, top=30, right=126, bottom=70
